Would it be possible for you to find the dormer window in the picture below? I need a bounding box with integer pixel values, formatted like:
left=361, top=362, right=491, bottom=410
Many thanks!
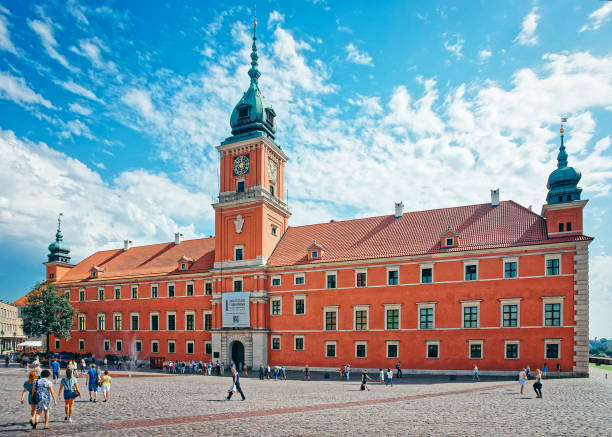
left=177, top=255, right=194, bottom=271
left=238, top=107, right=249, bottom=119
left=307, top=241, right=326, bottom=261
left=91, top=271, right=97, bottom=278
left=90, top=265, right=104, bottom=279
left=440, top=226, right=459, bottom=249
left=181, top=263, right=186, bottom=270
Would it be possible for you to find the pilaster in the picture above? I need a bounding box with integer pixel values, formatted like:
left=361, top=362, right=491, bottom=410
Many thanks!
left=572, top=244, right=590, bottom=376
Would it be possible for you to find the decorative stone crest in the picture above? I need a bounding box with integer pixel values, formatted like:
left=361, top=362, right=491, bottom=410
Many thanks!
left=234, top=214, right=244, bottom=233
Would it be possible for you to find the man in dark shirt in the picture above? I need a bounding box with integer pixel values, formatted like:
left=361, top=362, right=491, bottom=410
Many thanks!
left=396, top=361, right=402, bottom=378
left=226, top=367, right=245, bottom=401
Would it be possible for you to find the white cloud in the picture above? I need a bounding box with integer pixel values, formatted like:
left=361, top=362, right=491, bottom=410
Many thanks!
left=345, top=43, right=373, bottom=66
left=0, top=71, right=53, bottom=108
left=66, top=0, right=89, bottom=25
left=59, top=119, right=93, bottom=139
left=0, top=8, right=17, bottom=54
left=267, top=10, right=284, bottom=28
left=122, top=88, right=166, bottom=127
left=580, top=3, right=612, bottom=32
left=514, top=8, right=539, bottom=46
left=69, top=102, right=92, bottom=116
left=443, top=33, right=464, bottom=59
left=589, top=254, right=612, bottom=338
left=70, top=37, right=117, bottom=73
left=478, top=49, right=492, bottom=61
left=57, top=80, right=102, bottom=103
left=27, top=19, right=78, bottom=72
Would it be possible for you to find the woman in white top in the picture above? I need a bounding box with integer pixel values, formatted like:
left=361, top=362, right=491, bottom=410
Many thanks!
left=518, top=369, right=527, bottom=394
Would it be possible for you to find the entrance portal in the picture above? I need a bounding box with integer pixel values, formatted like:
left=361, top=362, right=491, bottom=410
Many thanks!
left=231, top=341, right=245, bottom=369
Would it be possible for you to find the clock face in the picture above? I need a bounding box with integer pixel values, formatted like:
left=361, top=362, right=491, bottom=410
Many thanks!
left=268, top=159, right=277, bottom=180
left=233, top=155, right=250, bottom=176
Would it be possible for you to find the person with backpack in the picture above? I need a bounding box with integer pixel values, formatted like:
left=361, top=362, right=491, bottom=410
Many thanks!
left=360, top=369, right=372, bottom=391
left=58, top=368, right=81, bottom=423
left=31, top=369, right=57, bottom=429
left=86, top=364, right=101, bottom=402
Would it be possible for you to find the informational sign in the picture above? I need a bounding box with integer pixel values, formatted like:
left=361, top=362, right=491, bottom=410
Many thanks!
left=222, top=292, right=250, bottom=328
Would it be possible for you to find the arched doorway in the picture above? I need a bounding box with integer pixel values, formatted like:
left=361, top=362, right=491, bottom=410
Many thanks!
left=231, top=341, right=245, bottom=369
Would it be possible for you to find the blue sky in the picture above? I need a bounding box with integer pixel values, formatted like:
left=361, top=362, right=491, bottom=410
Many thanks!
left=0, top=1, right=611, bottom=337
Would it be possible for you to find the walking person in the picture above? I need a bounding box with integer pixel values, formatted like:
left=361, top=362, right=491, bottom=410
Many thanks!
left=360, top=369, right=371, bottom=391
left=31, top=369, right=57, bottom=429
left=80, top=358, right=87, bottom=374
left=51, top=359, right=60, bottom=384
left=100, top=370, right=112, bottom=402
left=304, top=364, right=310, bottom=381
left=386, top=368, right=393, bottom=387
left=345, top=364, right=350, bottom=381
left=526, top=365, right=531, bottom=380
left=226, top=367, right=246, bottom=401
left=519, top=368, right=527, bottom=394
left=473, top=365, right=480, bottom=382
left=379, top=368, right=384, bottom=383
left=87, top=364, right=101, bottom=402
left=542, top=363, right=548, bottom=379
left=259, top=364, right=264, bottom=380
left=533, top=369, right=543, bottom=398
left=20, top=371, right=37, bottom=427
left=396, top=361, right=402, bottom=378
left=58, top=368, right=80, bottom=423
left=556, top=363, right=561, bottom=377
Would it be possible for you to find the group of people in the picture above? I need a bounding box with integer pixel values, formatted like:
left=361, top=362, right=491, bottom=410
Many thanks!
left=19, top=362, right=112, bottom=429
left=165, top=359, right=244, bottom=376
left=258, top=364, right=287, bottom=380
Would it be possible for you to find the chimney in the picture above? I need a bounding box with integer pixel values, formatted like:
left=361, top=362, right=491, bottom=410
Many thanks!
left=123, top=240, right=132, bottom=251
left=394, top=202, right=404, bottom=219
left=490, top=189, right=500, bottom=207
left=174, top=232, right=183, bottom=245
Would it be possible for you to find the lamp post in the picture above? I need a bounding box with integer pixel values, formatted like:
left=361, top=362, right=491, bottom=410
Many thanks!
left=0, top=330, right=4, bottom=355
left=13, top=331, right=17, bottom=355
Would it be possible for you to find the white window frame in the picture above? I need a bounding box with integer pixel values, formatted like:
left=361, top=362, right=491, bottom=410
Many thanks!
left=204, top=281, right=213, bottom=295
left=461, top=300, right=481, bottom=329
left=79, top=288, right=85, bottom=302
left=420, top=263, right=434, bottom=284
left=499, top=298, right=521, bottom=328
left=468, top=340, right=483, bottom=359
left=293, top=295, right=306, bottom=315
left=544, top=253, right=562, bottom=276
left=541, top=296, right=565, bottom=327
left=203, top=310, right=212, bottom=331
left=204, top=341, right=212, bottom=355
left=326, top=271, right=337, bottom=289
left=166, top=311, right=177, bottom=331
left=271, top=275, right=281, bottom=287
left=426, top=340, right=440, bottom=359
left=180, top=263, right=186, bottom=271
left=325, top=340, right=337, bottom=358
left=150, top=312, right=160, bottom=331
left=236, top=177, right=246, bottom=192
left=503, top=257, right=519, bottom=279
left=445, top=237, right=454, bottom=246
left=129, top=312, right=140, bottom=331
left=103, top=339, right=110, bottom=351
left=355, top=341, right=367, bottom=358
left=78, top=338, right=85, bottom=350
left=386, top=266, right=400, bottom=285
left=417, top=302, right=436, bottom=330
left=186, top=340, right=195, bottom=355
left=464, top=261, right=479, bottom=281
left=168, top=340, right=176, bottom=354
left=135, top=339, right=142, bottom=353
left=112, top=312, right=122, bottom=331
left=294, top=335, right=305, bottom=351
left=504, top=340, right=520, bottom=359
left=114, top=287, right=121, bottom=300
left=167, top=282, right=175, bottom=297
left=234, top=245, right=244, bottom=261
left=78, top=314, right=86, bottom=331
left=98, top=288, right=104, bottom=301
left=131, top=285, right=138, bottom=299
left=355, top=269, right=367, bottom=287
left=97, top=313, right=105, bottom=331
left=271, top=335, right=281, bottom=351
left=544, top=339, right=562, bottom=359
left=294, top=273, right=305, bottom=285
left=384, top=304, right=401, bottom=330
left=151, top=283, right=159, bottom=298
left=151, top=340, right=159, bottom=354
left=233, top=277, right=243, bottom=292
left=323, top=306, right=339, bottom=331
left=270, top=297, right=282, bottom=316
left=186, top=281, right=195, bottom=296
left=353, top=305, right=369, bottom=331
left=271, top=225, right=278, bottom=236
left=115, top=339, right=123, bottom=353
left=185, top=310, right=196, bottom=331
left=386, top=340, right=399, bottom=358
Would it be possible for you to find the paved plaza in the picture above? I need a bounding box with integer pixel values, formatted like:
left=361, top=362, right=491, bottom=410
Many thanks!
left=1, top=366, right=610, bottom=436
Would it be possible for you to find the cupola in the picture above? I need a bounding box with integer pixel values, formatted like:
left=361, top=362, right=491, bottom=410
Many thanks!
left=47, top=213, right=71, bottom=264
left=228, top=12, right=276, bottom=141
left=546, top=122, right=582, bottom=205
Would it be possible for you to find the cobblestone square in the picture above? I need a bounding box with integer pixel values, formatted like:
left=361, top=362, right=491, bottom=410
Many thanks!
left=1, top=366, right=610, bottom=436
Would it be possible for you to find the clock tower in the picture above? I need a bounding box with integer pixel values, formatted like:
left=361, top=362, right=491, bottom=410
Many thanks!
left=211, top=14, right=290, bottom=368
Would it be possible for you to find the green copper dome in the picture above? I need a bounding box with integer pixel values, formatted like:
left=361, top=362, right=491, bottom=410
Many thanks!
left=228, top=16, right=276, bottom=140
left=546, top=128, right=582, bottom=204
left=47, top=215, right=71, bottom=263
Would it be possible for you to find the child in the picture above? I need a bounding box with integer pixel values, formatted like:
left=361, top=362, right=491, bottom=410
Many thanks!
left=100, top=370, right=112, bottom=402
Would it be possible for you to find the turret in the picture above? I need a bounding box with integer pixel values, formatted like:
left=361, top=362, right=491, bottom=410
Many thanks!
left=44, top=214, right=74, bottom=281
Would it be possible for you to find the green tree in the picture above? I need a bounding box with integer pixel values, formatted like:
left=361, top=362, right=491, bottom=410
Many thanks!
left=22, top=283, right=76, bottom=353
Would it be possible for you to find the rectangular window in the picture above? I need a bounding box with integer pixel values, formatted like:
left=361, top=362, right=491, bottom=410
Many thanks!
left=387, top=342, right=398, bottom=358
left=271, top=336, right=281, bottom=350
left=103, top=340, right=109, bottom=351
left=135, top=340, right=142, bottom=353
left=504, top=261, right=518, bottom=278
left=294, top=298, right=305, bottom=315
left=469, top=342, right=482, bottom=359
left=97, top=314, right=105, bottom=331
left=355, top=343, right=367, bottom=358
left=151, top=341, right=159, bottom=354
left=311, top=250, right=318, bottom=258
left=168, top=284, right=175, bottom=297
left=503, top=305, right=518, bottom=327
left=294, top=275, right=305, bottom=285
left=355, top=310, right=368, bottom=331
left=421, top=268, right=433, bottom=284
left=98, top=288, right=104, bottom=300
left=386, top=309, right=399, bottom=330
left=463, top=306, right=479, bottom=328
left=420, top=307, right=434, bottom=329
left=131, top=287, right=138, bottom=299
left=113, top=314, right=122, bottom=331
left=271, top=299, right=281, bottom=315
left=205, top=342, right=212, bottom=355
left=546, top=258, right=560, bottom=276
left=237, top=180, right=245, bottom=193
left=204, top=313, right=212, bottom=331
left=235, top=247, right=243, bottom=261
left=114, top=288, right=121, bottom=300
left=326, top=274, right=336, bottom=289
left=151, top=314, right=159, bottom=331
left=325, top=310, right=337, bottom=331
left=78, top=339, right=84, bottom=350
left=116, top=340, right=122, bottom=352
left=54, top=339, right=60, bottom=349
left=295, top=336, right=304, bottom=351
left=233, top=280, right=243, bottom=292
left=427, top=343, right=439, bottom=359
left=186, top=283, right=194, bottom=296
left=356, top=271, right=367, bottom=287
left=205, top=282, right=212, bottom=295
left=545, top=342, right=560, bottom=359
left=79, top=289, right=85, bottom=301
left=185, top=313, right=195, bottom=331
left=272, top=277, right=281, bottom=286
left=545, top=303, right=561, bottom=326
left=505, top=342, right=519, bottom=359
left=167, top=314, right=176, bottom=331
left=465, top=264, right=477, bottom=281
left=186, top=341, right=194, bottom=354
left=78, top=315, right=86, bottom=331
left=151, top=285, right=158, bottom=298
left=131, top=314, right=139, bottom=331
left=566, top=222, right=572, bottom=231
left=558, top=222, right=564, bottom=232
left=388, top=269, right=399, bottom=285
left=326, top=342, right=336, bottom=357
left=168, top=341, right=175, bottom=354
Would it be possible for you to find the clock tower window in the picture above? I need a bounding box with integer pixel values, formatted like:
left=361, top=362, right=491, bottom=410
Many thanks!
left=233, top=279, right=243, bottom=292
left=270, top=183, right=275, bottom=197
left=234, top=246, right=244, bottom=261
left=237, top=180, right=245, bottom=193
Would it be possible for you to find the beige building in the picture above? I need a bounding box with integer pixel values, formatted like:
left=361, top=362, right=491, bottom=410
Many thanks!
left=0, top=301, right=25, bottom=354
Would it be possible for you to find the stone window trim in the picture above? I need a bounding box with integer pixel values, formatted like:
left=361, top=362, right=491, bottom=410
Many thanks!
left=167, top=282, right=176, bottom=297
left=420, top=263, right=434, bottom=284
left=167, top=340, right=176, bottom=354
left=294, top=273, right=305, bottom=285
left=103, top=339, right=109, bottom=351
left=326, top=271, right=338, bottom=289
left=426, top=340, right=440, bottom=359
left=115, top=339, right=123, bottom=351
left=232, top=277, right=243, bottom=292
left=417, top=302, right=437, bottom=330
left=354, top=340, right=368, bottom=359
left=98, top=288, right=104, bottom=301
left=271, top=275, right=281, bottom=287
left=166, top=311, right=177, bottom=331
left=544, top=253, right=562, bottom=276
left=204, top=281, right=213, bottom=296
left=270, top=297, right=282, bottom=316
left=186, top=281, right=195, bottom=296
left=504, top=339, right=521, bottom=359
left=78, top=288, right=85, bottom=302
left=114, top=287, right=121, bottom=300
left=78, top=338, right=85, bottom=350
left=112, top=312, right=122, bottom=331
left=541, top=296, right=565, bottom=327
left=186, top=340, right=195, bottom=354
left=77, top=313, right=86, bottom=331
left=325, top=340, right=337, bottom=358
left=353, top=305, right=370, bottom=331
left=386, top=340, right=399, bottom=359
left=271, top=335, right=281, bottom=350
left=323, top=306, right=339, bottom=331
left=131, top=285, right=138, bottom=299
left=204, top=341, right=212, bottom=355
left=463, top=260, right=479, bottom=281
left=461, top=300, right=481, bottom=329
left=468, top=339, right=484, bottom=359
left=234, top=245, right=245, bottom=261
left=294, top=335, right=305, bottom=351
left=293, top=295, right=306, bottom=315
left=151, top=283, right=159, bottom=298
left=150, top=312, right=160, bottom=331
left=135, top=339, right=142, bottom=353
left=151, top=340, right=159, bottom=354
left=184, top=311, right=196, bottom=331
left=498, top=298, right=522, bottom=328
left=96, top=313, right=105, bottom=331
left=203, top=311, right=212, bottom=331
left=386, top=266, right=400, bottom=285
left=384, top=304, right=402, bottom=330
left=354, top=268, right=367, bottom=287
left=130, top=312, right=140, bottom=331
left=544, top=338, right=562, bottom=359
left=503, top=257, right=519, bottom=278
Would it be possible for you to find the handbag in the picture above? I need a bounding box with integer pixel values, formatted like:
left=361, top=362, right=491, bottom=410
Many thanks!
left=33, top=381, right=42, bottom=403
left=228, top=385, right=236, bottom=393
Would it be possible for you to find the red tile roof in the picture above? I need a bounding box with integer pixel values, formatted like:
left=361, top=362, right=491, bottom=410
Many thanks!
left=267, top=201, right=591, bottom=266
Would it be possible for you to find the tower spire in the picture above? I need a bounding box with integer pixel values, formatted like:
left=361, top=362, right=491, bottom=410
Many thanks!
left=557, top=117, right=568, bottom=168
left=248, top=7, right=261, bottom=84
left=55, top=213, right=64, bottom=241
